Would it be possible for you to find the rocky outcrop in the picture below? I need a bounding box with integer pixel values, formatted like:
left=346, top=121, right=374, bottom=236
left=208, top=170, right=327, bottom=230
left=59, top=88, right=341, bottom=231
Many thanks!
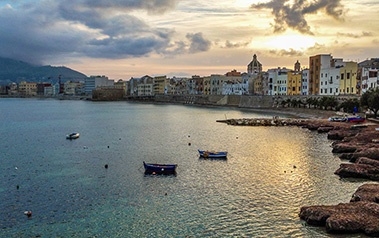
left=350, top=183, right=379, bottom=203
left=221, top=116, right=379, bottom=236
left=300, top=201, right=379, bottom=236
left=300, top=184, right=379, bottom=236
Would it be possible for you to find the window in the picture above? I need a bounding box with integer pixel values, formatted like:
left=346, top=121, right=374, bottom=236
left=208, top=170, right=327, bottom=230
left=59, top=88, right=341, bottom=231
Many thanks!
left=341, top=73, right=344, bottom=80
left=347, top=73, right=350, bottom=79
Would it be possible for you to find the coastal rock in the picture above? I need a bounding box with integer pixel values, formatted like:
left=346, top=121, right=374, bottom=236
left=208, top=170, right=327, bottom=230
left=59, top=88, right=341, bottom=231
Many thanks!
left=299, top=202, right=379, bottom=236
left=331, top=143, right=358, bottom=153
left=348, top=148, right=379, bottom=163
left=334, top=160, right=379, bottom=181
left=317, top=126, right=334, bottom=133
left=327, top=130, right=355, bottom=140
left=350, top=183, right=379, bottom=203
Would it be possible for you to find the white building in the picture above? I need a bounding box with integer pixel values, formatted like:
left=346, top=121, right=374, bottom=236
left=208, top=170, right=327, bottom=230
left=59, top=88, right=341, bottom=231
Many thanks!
left=301, top=69, right=309, bottom=95
left=361, top=68, right=378, bottom=94
left=319, top=59, right=345, bottom=96
left=268, top=68, right=289, bottom=95
left=85, top=76, right=114, bottom=95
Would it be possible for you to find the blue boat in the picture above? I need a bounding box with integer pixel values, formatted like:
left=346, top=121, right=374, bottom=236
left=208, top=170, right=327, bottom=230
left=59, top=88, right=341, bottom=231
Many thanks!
left=143, top=161, right=177, bottom=174
left=198, top=150, right=227, bottom=158
left=346, top=116, right=365, bottom=123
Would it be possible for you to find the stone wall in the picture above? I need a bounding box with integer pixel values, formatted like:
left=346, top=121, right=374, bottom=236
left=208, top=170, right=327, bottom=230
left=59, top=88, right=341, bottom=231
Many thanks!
left=92, top=88, right=125, bottom=101
left=127, top=94, right=360, bottom=109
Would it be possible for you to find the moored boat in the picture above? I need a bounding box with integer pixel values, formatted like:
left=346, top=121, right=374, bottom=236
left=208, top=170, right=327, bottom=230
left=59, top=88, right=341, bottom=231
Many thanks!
left=346, top=116, right=365, bottom=123
left=66, top=132, right=80, bottom=139
left=143, top=161, right=177, bottom=174
left=198, top=149, right=227, bottom=158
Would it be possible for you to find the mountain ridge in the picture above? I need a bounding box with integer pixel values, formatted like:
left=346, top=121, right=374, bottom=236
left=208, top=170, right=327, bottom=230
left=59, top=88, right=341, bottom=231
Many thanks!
left=0, top=57, right=88, bottom=84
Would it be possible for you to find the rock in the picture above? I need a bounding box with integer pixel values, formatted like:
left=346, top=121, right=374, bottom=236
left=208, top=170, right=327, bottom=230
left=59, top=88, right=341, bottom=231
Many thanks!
left=318, top=126, right=335, bottom=133
left=332, top=143, right=358, bottom=153
left=334, top=162, right=379, bottom=181
left=300, top=202, right=379, bottom=236
left=350, top=183, right=379, bottom=203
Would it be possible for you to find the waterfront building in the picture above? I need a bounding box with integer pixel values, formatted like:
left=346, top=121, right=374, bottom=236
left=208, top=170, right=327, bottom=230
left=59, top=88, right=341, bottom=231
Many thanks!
left=241, top=73, right=254, bottom=95
left=137, top=76, right=154, bottom=96
left=203, top=76, right=211, bottom=95
left=301, top=69, right=309, bottom=95
left=36, top=83, right=52, bottom=96
left=188, top=75, right=203, bottom=94
left=287, top=61, right=302, bottom=95
left=170, top=77, right=187, bottom=95
left=18, top=81, right=37, bottom=96
left=319, top=58, right=344, bottom=96
left=309, top=54, right=333, bottom=95
left=85, top=75, right=114, bottom=95
left=358, top=58, right=379, bottom=94
left=339, top=61, right=358, bottom=95
left=64, top=81, right=83, bottom=95
left=222, top=70, right=246, bottom=95
left=267, top=68, right=289, bottom=95
left=247, top=54, right=262, bottom=74
left=44, top=85, right=55, bottom=96
left=7, top=82, right=18, bottom=96
left=153, top=75, right=169, bottom=95
left=114, top=80, right=128, bottom=96
left=210, top=74, right=225, bottom=95
left=287, top=71, right=302, bottom=95
left=360, top=68, right=378, bottom=94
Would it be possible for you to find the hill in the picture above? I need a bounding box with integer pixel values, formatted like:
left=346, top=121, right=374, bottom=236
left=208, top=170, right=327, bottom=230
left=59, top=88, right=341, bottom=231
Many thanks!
left=0, top=57, right=88, bottom=84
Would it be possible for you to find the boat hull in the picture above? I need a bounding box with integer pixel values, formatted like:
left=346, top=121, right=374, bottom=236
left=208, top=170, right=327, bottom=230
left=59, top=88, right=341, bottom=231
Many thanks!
left=66, top=133, right=80, bottom=139
left=198, top=150, right=227, bottom=158
left=143, top=162, right=177, bottom=174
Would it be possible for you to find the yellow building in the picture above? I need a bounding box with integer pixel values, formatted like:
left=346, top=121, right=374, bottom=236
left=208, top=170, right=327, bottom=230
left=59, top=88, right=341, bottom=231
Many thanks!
left=203, top=76, right=211, bottom=95
left=18, top=81, right=37, bottom=96
left=339, top=61, right=358, bottom=95
left=287, top=71, right=302, bottom=95
left=153, top=76, right=169, bottom=95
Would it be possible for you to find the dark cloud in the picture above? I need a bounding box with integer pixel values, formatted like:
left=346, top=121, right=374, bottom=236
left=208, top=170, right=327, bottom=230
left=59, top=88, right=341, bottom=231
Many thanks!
left=337, top=31, right=374, bottom=38
left=0, top=0, right=210, bottom=65
left=223, top=40, right=249, bottom=48
left=82, top=0, right=177, bottom=14
left=186, top=33, right=211, bottom=53
left=269, top=48, right=303, bottom=57
left=251, top=0, right=345, bottom=34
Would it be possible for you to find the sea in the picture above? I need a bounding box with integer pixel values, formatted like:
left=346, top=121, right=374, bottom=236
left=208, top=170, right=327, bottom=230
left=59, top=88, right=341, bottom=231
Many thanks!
left=0, top=98, right=369, bottom=237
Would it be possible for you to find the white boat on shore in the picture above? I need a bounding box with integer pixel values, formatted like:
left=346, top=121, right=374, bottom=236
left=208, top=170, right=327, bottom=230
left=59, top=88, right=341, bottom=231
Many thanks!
left=66, top=132, right=80, bottom=139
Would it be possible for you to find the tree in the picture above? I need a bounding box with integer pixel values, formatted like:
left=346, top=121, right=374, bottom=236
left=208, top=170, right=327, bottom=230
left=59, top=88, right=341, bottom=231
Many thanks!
left=361, top=87, right=379, bottom=118
left=340, top=98, right=360, bottom=113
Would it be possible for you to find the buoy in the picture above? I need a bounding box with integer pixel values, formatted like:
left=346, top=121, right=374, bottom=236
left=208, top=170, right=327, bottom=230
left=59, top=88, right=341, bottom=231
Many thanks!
left=24, top=211, right=32, bottom=217
left=104, top=164, right=108, bottom=169
left=15, top=167, right=18, bottom=170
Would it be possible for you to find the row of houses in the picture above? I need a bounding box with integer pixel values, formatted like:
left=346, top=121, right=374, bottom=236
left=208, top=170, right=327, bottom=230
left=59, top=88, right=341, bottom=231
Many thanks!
left=129, top=54, right=379, bottom=97
left=1, top=54, right=378, bottom=97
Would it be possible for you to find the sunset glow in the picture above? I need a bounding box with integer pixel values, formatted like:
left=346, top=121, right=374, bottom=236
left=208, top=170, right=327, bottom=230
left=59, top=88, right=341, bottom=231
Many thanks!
left=0, top=0, right=378, bottom=79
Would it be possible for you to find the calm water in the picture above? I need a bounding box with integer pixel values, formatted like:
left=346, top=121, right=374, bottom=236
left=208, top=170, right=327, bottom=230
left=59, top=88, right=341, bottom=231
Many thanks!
left=0, top=98, right=368, bottom=237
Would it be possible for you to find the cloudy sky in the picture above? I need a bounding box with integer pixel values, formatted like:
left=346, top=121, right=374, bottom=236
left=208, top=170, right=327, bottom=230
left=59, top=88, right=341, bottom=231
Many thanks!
left=0, top=0, right=378, bottom=79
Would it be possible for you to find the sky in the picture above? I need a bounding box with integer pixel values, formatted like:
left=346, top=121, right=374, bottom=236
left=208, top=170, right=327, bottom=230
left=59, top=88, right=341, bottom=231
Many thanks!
left=0, top=0, right=378, bottom=80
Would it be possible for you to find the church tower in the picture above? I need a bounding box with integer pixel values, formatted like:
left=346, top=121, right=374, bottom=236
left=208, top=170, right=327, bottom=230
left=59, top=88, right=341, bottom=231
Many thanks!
left=294, top=60, right=301, bottom=72
left=247, top=54, right=262, bottom=74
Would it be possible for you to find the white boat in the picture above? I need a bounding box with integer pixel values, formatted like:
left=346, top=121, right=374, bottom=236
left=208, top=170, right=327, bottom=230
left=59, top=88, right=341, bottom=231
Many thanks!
left=66, top=132, right=80, bottom=139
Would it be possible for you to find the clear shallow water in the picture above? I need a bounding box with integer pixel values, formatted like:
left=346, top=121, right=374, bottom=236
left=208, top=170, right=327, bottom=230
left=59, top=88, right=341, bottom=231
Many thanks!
left=0, top=98, right=368, bottom=237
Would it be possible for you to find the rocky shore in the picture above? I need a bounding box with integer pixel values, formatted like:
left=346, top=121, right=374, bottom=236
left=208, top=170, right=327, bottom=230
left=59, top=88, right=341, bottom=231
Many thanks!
left=217, top=115, right=379, bottom=236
